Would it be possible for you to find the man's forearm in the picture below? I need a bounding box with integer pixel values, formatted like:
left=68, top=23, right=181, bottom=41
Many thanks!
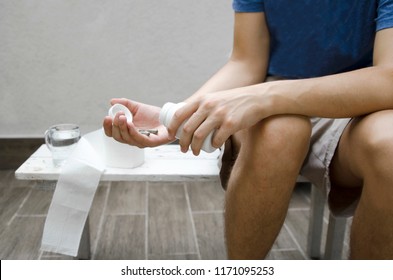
left=186, top=58, right=267, bottom=102
left=260, top=66, right=393, bottom=119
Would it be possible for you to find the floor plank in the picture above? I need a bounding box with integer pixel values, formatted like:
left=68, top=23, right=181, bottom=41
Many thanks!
left=106, top=181, right=147, bottom=215
left=94, top=215, right=146, bottom=260
left=186, top=181, right=224, bottom=212
left=0, top=216, right=45, bottom=260
left=193, top=212, right=227, bottom=260
left=148, top=182, right=197, bottom=256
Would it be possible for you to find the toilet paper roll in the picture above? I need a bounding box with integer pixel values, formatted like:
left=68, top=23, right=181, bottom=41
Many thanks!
left=105, top=103, right=145, bottom=168
left=103, top=135, right=145, bottom=168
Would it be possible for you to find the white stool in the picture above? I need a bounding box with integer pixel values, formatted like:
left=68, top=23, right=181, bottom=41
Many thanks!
left=307, top=183, right=349, bottom=259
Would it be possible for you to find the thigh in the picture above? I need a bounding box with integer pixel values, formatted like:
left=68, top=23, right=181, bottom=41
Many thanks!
left=329, top=121, right=363, bottom=190
left=330, top=109, right=393, bottom=189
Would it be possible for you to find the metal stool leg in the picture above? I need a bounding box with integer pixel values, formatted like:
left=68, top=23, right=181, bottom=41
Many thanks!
left=324, top=213, right=347, bottom=259
left=307, top=184, right=348, bottom=260
left=307, top=184, right=326, bottom=259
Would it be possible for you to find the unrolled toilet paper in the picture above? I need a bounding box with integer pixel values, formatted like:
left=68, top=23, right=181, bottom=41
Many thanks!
left=41, top=105, right=145, bottom=256
left=41, top=130, right=105, bottom=256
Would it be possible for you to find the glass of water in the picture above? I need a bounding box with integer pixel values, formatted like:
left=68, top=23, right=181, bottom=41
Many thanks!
left=44, top=124, right=81, bottom=167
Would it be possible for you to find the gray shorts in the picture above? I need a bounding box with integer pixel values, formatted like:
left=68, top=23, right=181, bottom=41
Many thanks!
left=300, top=117, right=351, bottom=195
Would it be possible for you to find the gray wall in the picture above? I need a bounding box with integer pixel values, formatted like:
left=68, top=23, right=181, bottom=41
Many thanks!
left=0, top=0, right=233, bottom=137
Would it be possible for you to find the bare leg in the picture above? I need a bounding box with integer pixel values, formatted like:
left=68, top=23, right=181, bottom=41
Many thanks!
left=330, top=110, right=393, bottom=259
left=224, top=115, right=311, bottom=259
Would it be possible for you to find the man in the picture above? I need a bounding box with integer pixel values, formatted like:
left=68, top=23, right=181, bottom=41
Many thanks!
left=104, top=0, right=393, bottom=259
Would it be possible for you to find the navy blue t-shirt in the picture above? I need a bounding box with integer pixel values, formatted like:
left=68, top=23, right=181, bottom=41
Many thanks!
left=232, top=0, right=393, bottom=78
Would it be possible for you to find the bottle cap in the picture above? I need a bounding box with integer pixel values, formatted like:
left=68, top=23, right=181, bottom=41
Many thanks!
left=108, top=104, right=133, bottom=122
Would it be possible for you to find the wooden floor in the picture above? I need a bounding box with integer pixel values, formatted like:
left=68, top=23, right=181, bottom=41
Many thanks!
left=0, top=169, right=351, bottom=260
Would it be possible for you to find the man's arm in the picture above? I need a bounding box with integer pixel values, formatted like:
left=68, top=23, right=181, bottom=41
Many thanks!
left=262, top=27, right=393, bottom=119
left=172, top=28, right=393, bottom=154
left=186, top=12, right=270, bottom=101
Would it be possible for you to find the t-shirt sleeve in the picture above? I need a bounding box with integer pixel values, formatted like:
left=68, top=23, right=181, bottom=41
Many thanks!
left=232, top=0, right=264, bottom=13
left=376, top=0, right=393, bottom=31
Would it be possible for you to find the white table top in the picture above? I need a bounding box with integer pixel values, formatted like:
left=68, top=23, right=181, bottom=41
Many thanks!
left=15, top=144, right=221, bottom=182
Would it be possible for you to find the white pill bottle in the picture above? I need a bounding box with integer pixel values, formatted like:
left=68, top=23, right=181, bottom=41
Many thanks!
left=159, top=102, right=217, bottom=153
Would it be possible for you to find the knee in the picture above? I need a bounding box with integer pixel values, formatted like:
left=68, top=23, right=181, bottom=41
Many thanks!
left=363, top=131, right=393, bottom=160
left=242, top=115, right=311, bottom=162
left=352, top=111, right=393, bottom=174
left=249, top=114, right=311, bottom=146
left=356, top=112, right=393, bottom=160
